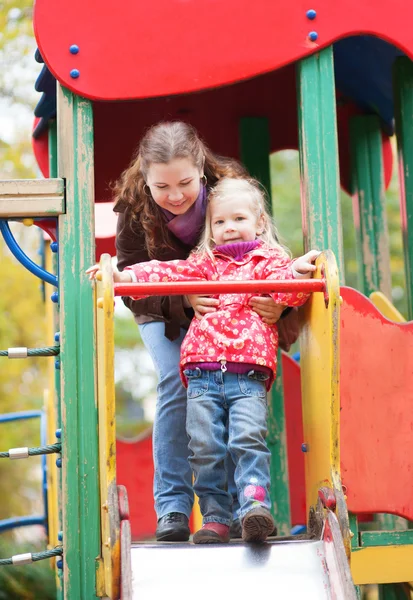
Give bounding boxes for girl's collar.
[214,239,261,260]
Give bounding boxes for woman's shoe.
[156,512,190,542]
[193,522,230,544]
[242,507,276,543]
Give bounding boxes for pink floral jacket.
[126,242,310,389]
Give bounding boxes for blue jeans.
[184,368,271,526]
[139,322,239,520]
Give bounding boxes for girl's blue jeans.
[139,322,239,520]
[184,368,271,526]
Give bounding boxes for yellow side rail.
[96,254,120,600]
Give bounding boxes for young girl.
[88,177,319,543]
[111,121,296,542]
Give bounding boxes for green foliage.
[0,539,56,600]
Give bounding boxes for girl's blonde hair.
[195,177,284,258]
[113,121,247,257]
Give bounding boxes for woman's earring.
[144,184,152,197]
[201,175,207,186]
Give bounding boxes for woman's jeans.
[184,368,271,526]
[139,321,239,520]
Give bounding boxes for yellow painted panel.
[44,243,59,552]
[352,545,413,584]
[370,291,406,323]
[300,251,341,509]
[96,254,120,600]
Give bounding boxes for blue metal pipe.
[0,516,46,533]
[0,220,58,287]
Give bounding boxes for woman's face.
[146,158,202,215]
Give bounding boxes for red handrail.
[114,279,325,297]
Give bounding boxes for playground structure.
[1,0,413,598]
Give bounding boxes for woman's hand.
[186,294,220,320]
[86,264,132,283]
[249,296,285,325]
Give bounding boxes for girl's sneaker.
[242,507,276,543]
[193,522,230,544]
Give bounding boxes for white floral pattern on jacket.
[126,242,310,389]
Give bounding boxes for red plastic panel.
[283,353,306,526]
[34,0,413,101]
[116,433,157,540]
[340,287,413,520]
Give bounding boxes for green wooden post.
[240,117,272,198]
[394,57,413,320]
[57,85,100,600]
[297,47,344,277]
[239,117,291,535]
[349,115,391,298]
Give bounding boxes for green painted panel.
[267,349,291,535]
[48,120,58,179]
[360,530,413,547]
[297,47,344,278]
[240,117,272,199]
[58,88,100,600]
[239,119,291,534]
[393,57,413,321]
[349,115,391,298]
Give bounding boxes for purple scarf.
[161,184,207,247]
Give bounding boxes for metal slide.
[130,519,357,600]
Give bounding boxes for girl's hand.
[86,264,132,283]
[186,294,220,320]
[292,250,321,278]
[249,296,285,325]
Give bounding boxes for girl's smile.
[146,158,203,215]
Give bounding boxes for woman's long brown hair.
[113,121,247,257]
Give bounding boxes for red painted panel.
[283,353,306,526]
[116,433,157,540]
[340,287,413,520]
[34,0,413,101]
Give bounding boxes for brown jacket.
[115,208,195,340]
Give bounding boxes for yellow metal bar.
[299,251,349,551]
[44,241,59,556]
[96,254,120,599]
[352,545,413,585]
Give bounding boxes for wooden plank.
[57,84,100,600]
[394,56,413,320]
[297,47,344,276]
[0,178,65,216]
[349,115,391,298]
[360,530,413,547]
[351,545,413,584]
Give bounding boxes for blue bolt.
[301,443,309,453]
[51,291,59,303]
[58,531,63,542]
[56,559,63,569]
[56,457,62,468]
[309,31,318,41]
[50,241,58,253]
[306,9,316,19]
[55,359,60,370]
[54,331,60,343]
[69,44,79,55]
[56,428,62,439]
[70,69,80,79]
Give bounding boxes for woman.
[113,121,292,541]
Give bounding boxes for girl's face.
[146,158,202,215]
[210,194,264,246]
